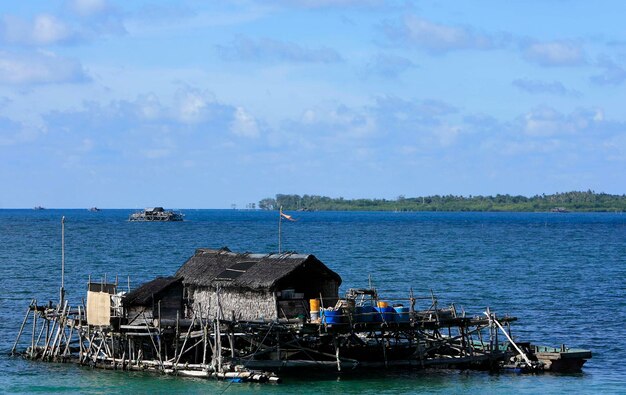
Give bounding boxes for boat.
[550,207,569,213]
[33,206,45,210]
[499,342,591,373]
[128,207,184,222]
[88,207,101,212]
[532,344,592,372]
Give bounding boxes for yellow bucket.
[310,298,320,311]
[377,301,389,308]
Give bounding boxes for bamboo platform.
[10,287,590,382]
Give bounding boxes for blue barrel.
[320,309,344,324]
[394,306,410,323]
[375,306,396,322]
[355,306,375,323]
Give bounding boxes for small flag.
[280,209,297,221]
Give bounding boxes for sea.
[0,209,624,394]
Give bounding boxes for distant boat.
[550,207,569,213]
[88,207,101,212]
[129,207,184,222]
[33,206,45,210]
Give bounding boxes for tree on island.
[257,191,626,212]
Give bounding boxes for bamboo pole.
[174,312,196,367]
[140,314,163,369]
[35,314,46,349]
[51,301,69,358]
[278,206,282,253]
[60,216,65,306]
[333,337,341,372]
[30,309,37,358]
[92,335,105,363]
[488,313,533,366]
[202,323,208,367]
[11,301,33,355]
[158,300,162,362]
[111,332,116,367]
[43,302,64,359]
[62,323,74,358]
[174,310,180,363]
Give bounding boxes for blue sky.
[1,0,625,208]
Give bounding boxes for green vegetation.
[259,191,626,212]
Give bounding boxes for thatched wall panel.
[190,287,277,321]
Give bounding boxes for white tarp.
[87,291,111,326]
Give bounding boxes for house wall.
[124,284,184,324]
[189,287,277,321]
[126,305,151,325]
[157,286,184,319]
[320,280,340,306]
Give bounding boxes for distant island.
[259,191,626,212]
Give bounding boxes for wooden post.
[30,308,37,358]
[111,332,116,367]
[11,302,33,355]
[175,313,196,367]
[229,310,236,360]
[35,314,46,348]
[202,323,208,367]
[381,329,388,368]
[278,206,282,253]
[128,339,133,365]
[46,300,67,359]
[92,334,104,364]
[60,217,65,306]
[488,313,533,366]
[158,301,162,362]
[216,315,222,373]
[334,336,341,372]
[174,310,180,364]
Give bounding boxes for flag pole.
[60,216,65,306]
[278,206,282,254]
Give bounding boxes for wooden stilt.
[175,312,196,367]
[334,336,341,372]
[11,301,33,355]
[30,308,37,358]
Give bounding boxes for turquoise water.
[1,209,625,393]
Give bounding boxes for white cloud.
[523,41,585,67]
[176,89,213,124]
[435,124,461,146]
[33,15,73,44]
[67,0,111,17]
[384,16,504,54]
[512,78,579,96]
[217,36,342,63]
[134,93,164,120]
[590,56,626,86]
[0,14,75,45]
[231,107,260,138]
[364,53,416,78]
[0,117,41,146]
[522,106,604,137]
[0,51,90,85]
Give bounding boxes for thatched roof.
[123,276,182,306]
[175,248,341,291]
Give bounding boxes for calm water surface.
[1,209,624,393]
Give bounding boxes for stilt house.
[122,277,183,325]
[174,248,342,321]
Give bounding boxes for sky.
[1,0,625,208]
